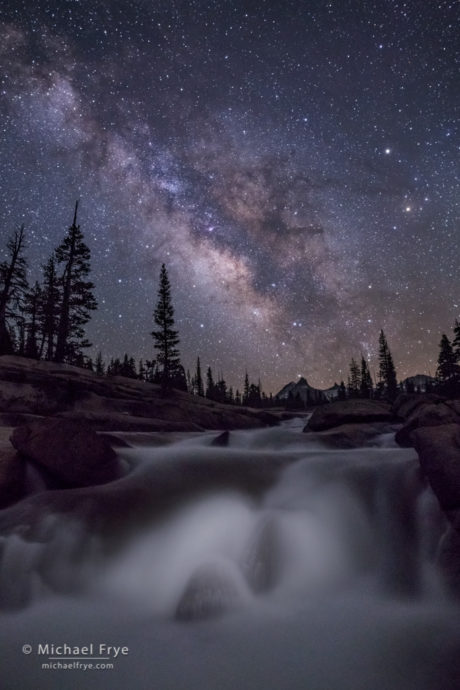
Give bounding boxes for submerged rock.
[305,400,393,432]
[175,562,240,621]
[10,418,120,488]
[210,430,230,447]
[312,422,395,449]
[241,514,281,593]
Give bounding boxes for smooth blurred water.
[0,419,458,690]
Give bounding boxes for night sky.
[0,0,458,393]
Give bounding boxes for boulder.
[10,419,120,488]
[412,424,460,513]
[175,562,240,621]
[240,514,281,593]
[305,400,393,432]
[395,402,460,447]
[312,422,394,449]
[0,446,26,509]
[392,393,445,420]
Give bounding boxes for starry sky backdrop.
[0,0,458,393]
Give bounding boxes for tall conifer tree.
[360,356,373,398]
[205,366,215,399]
[151,263,181,391]
[23,281,41,359]
[378,330,398,400]
[54,202,97,363]
[452,320,460,363]
[195,356,204,396]
[0,225,27,355]
[436,334,457,383]
[243,371,250,405]
[348,357,361,397]
[38,255,60,360]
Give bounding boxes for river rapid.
[0,418,459,689]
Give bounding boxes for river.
[0,418,459,689]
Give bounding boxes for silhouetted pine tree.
[22,281,42,359]
[54,202,97,363]
[436,334,457,385]
[360,356,373,398]
[206,366,215,399]
[247,381,262,407]
[151,263,181,392]
[95,351,105,376]
[452,320,460,355]
[195,356,204,396]
[120,353,137,378]
[347,358,360,398]
[338,380,347,400]
[0,225,28,355]
[15,312,26,356]
[243,371,250,405]
[215,375,227,403]
[378,330,398,401]
[107,357,120,376]
[38,255,60,360]
[235,389,241,405]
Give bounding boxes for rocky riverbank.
[0,355,278,432]
[392,393,460,594]
[2,357,460,596]
[0,355,282,509]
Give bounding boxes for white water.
[0,419,459,689]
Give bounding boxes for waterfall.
[0,420,458,690]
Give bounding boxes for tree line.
[337,323,460,403]
[338,329,398,401]
[1,210,459,403]
[0,222,271,404]
[150,264,275,404]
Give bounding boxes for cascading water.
[0,419,459,690]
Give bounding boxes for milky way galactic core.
[0,1,458,391]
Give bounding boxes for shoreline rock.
[312,422,397,449]
[304,399,393,432]
[394,395,459,447]
[10,418,121,489]
[0,446,26,509]
[394,393,460,595]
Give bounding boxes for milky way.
[0,0,458,392]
